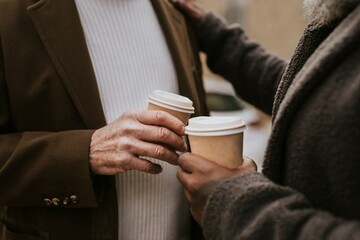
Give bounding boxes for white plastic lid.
[185,116,246,136]
[147,90,195,113]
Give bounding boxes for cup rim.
[147,90,195,113]
[147,99,195,114]
[185,126,246,136]
[185,116,247,136]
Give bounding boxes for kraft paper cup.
[185,116,246,168]
[147,90,195,124]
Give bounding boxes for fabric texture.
[196,3,360,240]
[74,1,190,239]
[0,0,207,239]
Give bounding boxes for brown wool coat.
[196,3,360,240]
[0,0,208,239]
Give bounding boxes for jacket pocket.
[0,222,45,240]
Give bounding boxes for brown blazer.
[0,0,207,239]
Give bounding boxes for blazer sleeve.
[0,47,98,208]
[196,13,287,115]
[203,173,360,240]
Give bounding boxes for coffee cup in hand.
[147,90,195,124]
[185,116,246,168]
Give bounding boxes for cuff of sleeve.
[202,172,269,239]
[44,130,98,208]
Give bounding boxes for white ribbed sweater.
[74,0,191,239]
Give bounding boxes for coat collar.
[263,4,360,182]
[273,3,360,130]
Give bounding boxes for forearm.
[0,130,98,208]
[203,173,360,240]
[196,13,287,114]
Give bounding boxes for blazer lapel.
[150,0,206,116]
[27,0,106,129]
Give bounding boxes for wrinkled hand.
[169,0,206,27]
[90,110,187,175]
[177,153,257,225]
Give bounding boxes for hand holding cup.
[89,110,187,175]
[186,116,247,168]
[177,153,257,225]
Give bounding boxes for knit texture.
[197,3,360,240]
[75,0,190,239]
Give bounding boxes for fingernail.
[153,165,163,174]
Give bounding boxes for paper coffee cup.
[185,116,246,168]
[147,90,195,124]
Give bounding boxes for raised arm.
[171,0,287,114]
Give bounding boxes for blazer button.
[62,197,70,205]
[43,198,52,206]
[70,195,78,204]
[52,198,61,206]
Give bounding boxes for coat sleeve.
[0,45,98,208]
[196,13,287,115]
[203,173,360,240]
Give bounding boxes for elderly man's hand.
[89,110,187,175]
[177,153,257,225]
[169,0,206,27]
